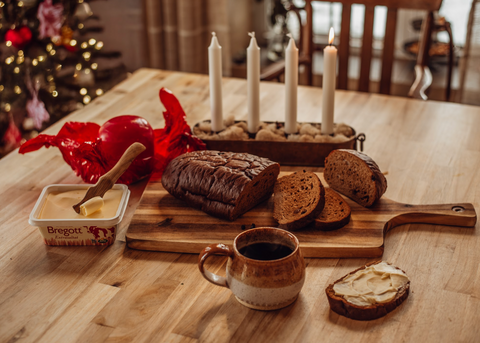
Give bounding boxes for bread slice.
[325,261,410,321]
[324,149,387,207]
[273,170,325,230]
[315,188,351,230]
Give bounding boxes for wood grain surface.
[127,172,476,257]
[1,69,480,343]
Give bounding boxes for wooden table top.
[1,69,479,342]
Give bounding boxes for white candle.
[209,32,224,132]
[321,27,337,135]
[284,33,298,134]
[247,32,260,134]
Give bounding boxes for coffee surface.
[239,242,293,260]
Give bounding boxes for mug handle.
[198,243,234,288]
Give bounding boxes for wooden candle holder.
[193,120,365,167]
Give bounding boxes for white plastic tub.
[29,184,130,246]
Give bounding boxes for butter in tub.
[29,184,130,246]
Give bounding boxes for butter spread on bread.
[333,261,409,306]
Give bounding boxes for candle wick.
[248,32,255,38]
[287,33,293,40]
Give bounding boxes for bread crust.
[161,151,280,221]
[325,261,410,321]
[324,149,387,207]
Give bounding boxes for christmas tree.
[0,0,127,156]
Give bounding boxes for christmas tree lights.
[0,0,127,156]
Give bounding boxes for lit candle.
[321,27,337,135]
[285,33,298,134]
[247,32,260,134]
[209,32,224,132]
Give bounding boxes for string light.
[52,90,58,97]
[56,64,62,71]
[18,1,24,7]
[84,68,91,74]
[88,38,96,45]
[82,51,91,61]
[70,39,77,47]
[46,44,53,52]
[95,41,104,50]
[96,89,104,96]
[81,42,88,49]
[78,0,84,3]
[80,88,87,95]
[5,56,14,64]
[0,85,4,92]
[38,56,45,62]
[47,75,54,82]
[91,63,98,70]
[6,41,12,47]
[0,2,5,7]
[78,23,84,29]
[17,56,24,64]
[32,59,38,66]
[5,104,11,112]
[83,95,91,104]
[14,67,20,73]
[49,49,56,56]
[18,50,24,56]
[14,86,21,94]
[76,63,82,70]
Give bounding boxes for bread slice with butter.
[325,261,410,321]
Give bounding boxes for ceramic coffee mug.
[198,227,306,310]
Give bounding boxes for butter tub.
[29,184,130,246]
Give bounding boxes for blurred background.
[0,0,478,156]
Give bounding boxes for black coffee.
[239,242,294,261]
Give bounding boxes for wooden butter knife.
[72,142,146,213]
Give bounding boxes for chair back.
[303,0,443,94]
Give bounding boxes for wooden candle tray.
[193,121,365,167]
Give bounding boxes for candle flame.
[328,27,334,45]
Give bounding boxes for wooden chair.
[262,0,444,99]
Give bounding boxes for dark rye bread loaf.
[315,188,351,231]
[325,261,410,321]
[161,150,280,221]
[324,149,387,207]
[273,171,325,230]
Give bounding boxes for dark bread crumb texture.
[161,150,280,221]
[315,188,351,231]
[324,149,387,207]
[273,170,325,230]
[325,261,410,321]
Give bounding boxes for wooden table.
[1,69,479,342]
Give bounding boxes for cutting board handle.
[385,202,477,233]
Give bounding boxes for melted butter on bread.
[333,261,409,306]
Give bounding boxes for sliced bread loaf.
[161,151,280,221]
[315,188,351,230]
[325,261,410,321]
[324,149,387,207]
[273,170,325,230]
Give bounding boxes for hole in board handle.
[452,206,465,213]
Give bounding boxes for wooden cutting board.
[126,173,477,258]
